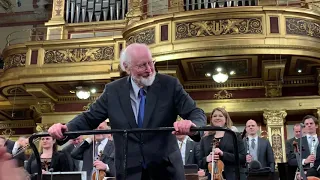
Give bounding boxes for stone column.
[126,0,143,24]
[317,68,320,95]
[45,0,66,40]
[263,110,287,163]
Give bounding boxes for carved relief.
[54,0,63,16]
[176,18,263,39]
[0,121,35,130]
[271,128,283,163]
[286,18,320,39]
[30,101,55,114]
[44,46,114,64]
[265,82,282,98]
[126,28,155,45]
[214,90,232,99]
[83,102,92,111]
[1,128,15,137]
[36,123,53,132]
[4,53,26,70]
[263,110,287,125]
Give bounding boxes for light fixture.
[297,69,302,73]
[230,70,236,75]
[90,88,97,94]
[212,72,229,83]
[205,73,211,77]
[76,86,90,100]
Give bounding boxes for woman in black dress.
[198,107,246,180]
[26,136,70,179]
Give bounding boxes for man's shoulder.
[105,76,128,88]
[157,73,178,82]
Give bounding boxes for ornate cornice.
[0,120,35,129]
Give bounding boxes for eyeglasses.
[135,60,156,70]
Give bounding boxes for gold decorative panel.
[286,18,320,39]
[175,18,263,39]
[126,28,155,45]
[4,53,26,70]
[44,46,114,64]
[270,128,283,163]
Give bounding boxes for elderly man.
[48,43,206,180]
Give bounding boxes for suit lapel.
[142,75,161,128]
[257,137,262,160]
[302,137,310,156]
[118,78,138,128]
[100,140,112,161]
[185,140,191,163]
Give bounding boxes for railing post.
[168,0,184,13]
[45,0,67,40]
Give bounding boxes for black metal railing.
[29,126,241,180]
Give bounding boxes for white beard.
[133,73,156,87]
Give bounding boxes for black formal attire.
[71,139,115,179]
[198,133,247,180]
[59,74,207,180]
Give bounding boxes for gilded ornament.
[286,18,320,39]
[1,128,15,138]
[263,110,287,125]
[36,123,53,132]
[4,53,26,70]
[175,18,263,39]
[213,90,232,99]
[83,102,92,111]
[126,28,155,45]
[44,46,114,64]
[271,128,283,162]
[54,0,63,16]
[30,101,55,114]
[265,82,282,98]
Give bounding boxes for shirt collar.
[307,134,317,139]
[131,77,141,99]
[177,136,188,144]
[248,135,258,141]
[98,138,108,146]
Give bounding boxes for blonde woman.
[198,107,246,180]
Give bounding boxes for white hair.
[119,43,152,72]
[120,48,131,72]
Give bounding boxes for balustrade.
[184,0,258,11]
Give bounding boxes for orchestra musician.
[26,136,71,180]
[198,107,246,180]
[48,43,207,180]
[71,122,115,180]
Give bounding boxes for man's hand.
[246,155,252,163]
[214,148,223,156]
[172,120,196,135]
[48,123,68,139]
[305,154,315,164]
[93,160,108,171]
[206,152,213,162]
[0,147,25,180]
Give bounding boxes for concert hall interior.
[1,0,320,179]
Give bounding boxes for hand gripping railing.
[28,126,241,180]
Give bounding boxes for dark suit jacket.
[286,137,298,161]
[71,139,115,179]
[62,74,207,180]
[62,144,79,171]
[5,139,15,153]
[199,133,247,180]
[26,151,71,180]
[184,140,199,165]
[244,137,275,172]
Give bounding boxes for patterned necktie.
[179,141,183,150]
[138,89,146,128]
[251,139,256,149]
[95,141,101,158]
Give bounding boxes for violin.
[208,138,224,180]
[293,141,320,180]
[92,150,106,180]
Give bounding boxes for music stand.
[35,171,86,180]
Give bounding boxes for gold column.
[126,0,143,24]
[168,0,184,13]
[263,110,287,163]
[317,68,320,95]
[45,0,66,40]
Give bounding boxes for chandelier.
[74,86,97,100]
[206,67,235,83]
